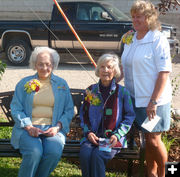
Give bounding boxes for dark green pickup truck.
[0,1,179,65]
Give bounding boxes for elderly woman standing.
[120,1,172,176]
[79,53,135,177]
[10,47,74,177]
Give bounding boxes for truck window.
[52,4,74,22]
[77,4,108,22]
[103,3,130,21]
[77,4,90,21]
[91,7,106,21]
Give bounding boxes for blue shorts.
[132,98,171,132]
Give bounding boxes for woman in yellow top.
[10,47,74,177]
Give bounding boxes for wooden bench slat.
[0,140,141,159]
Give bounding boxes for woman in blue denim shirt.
[10,47,74,177]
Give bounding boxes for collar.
[133,30,159,44]
[34,72,57,83]
[97,78,116,94]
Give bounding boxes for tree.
[157,0,180,14]
[0,60,6,80]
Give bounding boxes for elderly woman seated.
[79,53,135,177]
[10,47,74,177]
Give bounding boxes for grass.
[162,132,176,153]
[0,118,126,177]
[0,157,126,177]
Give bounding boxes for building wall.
[0,0,179,39]
[0,0,53,20]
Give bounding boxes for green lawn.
[0,157,126,177]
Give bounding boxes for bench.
[0,89,145,177]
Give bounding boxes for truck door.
[50,3,76,50]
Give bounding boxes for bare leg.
[145,132,167,177]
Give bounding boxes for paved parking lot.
[0,52,180,109]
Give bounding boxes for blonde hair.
[131,0,161,31]
[95,53,120,79]
[29,47,60,70]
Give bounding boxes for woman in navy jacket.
[79,53,135,177]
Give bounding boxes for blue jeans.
[18,125,65,177]
[79,140,119,177]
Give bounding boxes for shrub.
[0,60,6,80]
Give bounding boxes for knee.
[79,146,92,162]
[91,149,102,161]
[80,149,89,161]
[33,147,43,157]
[23,147,43,161]
[46,146,63,160]
[47,152,62,161]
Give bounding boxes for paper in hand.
[141,115,161,132]
[99,138,112,152]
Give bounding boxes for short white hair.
[29,47,60,70]
[95,53,120,78]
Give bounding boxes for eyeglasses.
[36,63,52,69]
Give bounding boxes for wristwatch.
[55,122,62,131]
[150,99,157,105]
[54,126,60,131]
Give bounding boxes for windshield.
[103,3,130,21]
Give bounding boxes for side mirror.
[101,12,112,21]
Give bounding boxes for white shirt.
[121,30,172,107]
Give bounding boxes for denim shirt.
[10,73,74,149]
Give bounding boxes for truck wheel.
[5,39,31,66]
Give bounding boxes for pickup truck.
[0,1,179,65]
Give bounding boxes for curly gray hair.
[29,47,60,70]
[95,53,120,79]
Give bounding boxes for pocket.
[142,50,154,65]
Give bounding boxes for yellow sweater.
[32,78,54,125]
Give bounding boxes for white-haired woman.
[10,46,74,177]
[120,1,172,176]
[79,53,135,177]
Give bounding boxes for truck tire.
[5,39,31,66]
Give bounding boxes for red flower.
[35,86,40,92]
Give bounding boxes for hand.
[109,135,118,148]
[146,102,157,120]
[43,127,59,137]
[25,126,43,137]
[87,132,99,146]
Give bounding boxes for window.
[76,3,107,22]
[52,4,74,22]
[91,7,106,21]
[77,4,90,21]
